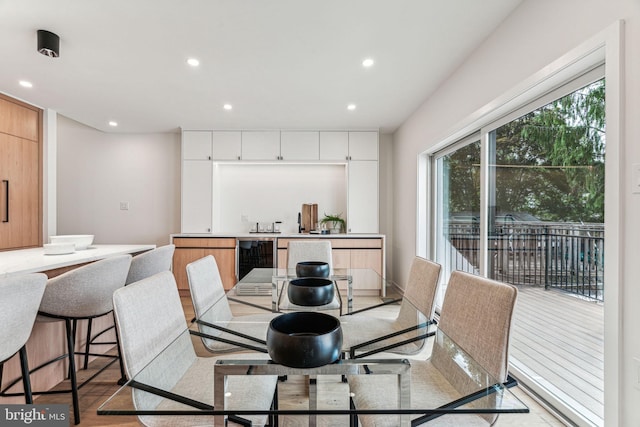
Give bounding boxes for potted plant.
[321,213,345,234]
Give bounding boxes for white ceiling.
[0,0,522,134]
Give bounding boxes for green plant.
[321,213,345,232]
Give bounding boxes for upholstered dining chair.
[0,273,47,404]
[281,240,342,310]
[113,271,278,427]
[187,255,278,354]
[340,256,441,358]
[286,240,333,272]
[125,244,175,285]
[348,270,518,426]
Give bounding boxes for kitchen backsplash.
[212,163,347,233]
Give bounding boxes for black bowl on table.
[287,277,335,306]
[266,312,343,368]
[295,261,330,278]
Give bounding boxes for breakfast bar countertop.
[171,233,385,239]
[0,244,156,277]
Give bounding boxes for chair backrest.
[40,254,132,318]
[401,257,441,318]
[434,271,517,383]
[287,240,333,270]
[186,255,233,323]
[0,273,47,363]
[125,244,175,285]
[112,271,196,410]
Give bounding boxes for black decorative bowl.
[266,312,343,368]
[295,261,330,278]
[288,277,335,306]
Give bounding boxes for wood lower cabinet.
[0,95,42,250]
[172,237,237,293]
[277,237,385,294]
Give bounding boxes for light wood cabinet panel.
[0,97,39,141]
[173,238,237,292]
[0,134,40,249]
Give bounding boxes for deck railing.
[445,221,605,301]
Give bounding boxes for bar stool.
[0,273,47,403]
[125,244,175,285]
[34,254,132,425]
[82,245,175,372]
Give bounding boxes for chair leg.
[65,319,81,425]
[84,318,93,369]
[18,346,33,404]
[113,314,127,385]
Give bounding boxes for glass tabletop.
[228,267,403,315]
[98,324,529,425]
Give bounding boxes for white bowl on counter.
[43,243,75,255]
[49,234,94,250]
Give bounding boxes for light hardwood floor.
[28,296,568,426]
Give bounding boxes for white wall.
[212,163,347,233]
[56,116,180,246]
[390,0,639,425]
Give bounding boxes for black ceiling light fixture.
[37,29,60,57]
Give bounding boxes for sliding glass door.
[431,77,605,425]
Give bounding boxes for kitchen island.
[0,244,155,404]
[170,233,385,294]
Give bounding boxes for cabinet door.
[348,161,378,233]
[348,131,378,160]
[203,248,237,290]
[183,131,212,160]
[280,131,319,160]
[319,131,348,160]
[0,134,40,249]
[212,131,241,160]
[241,131,281,160]
[181,160,212,233]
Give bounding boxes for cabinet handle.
[2,180,8,223]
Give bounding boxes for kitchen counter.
[0,244,156,277]
[0,243,156,404]
[171,233,384,239]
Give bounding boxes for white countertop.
[171,233,384,239]
[0,244,156,277]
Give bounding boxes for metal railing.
[444,221,604,301]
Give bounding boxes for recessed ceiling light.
[19,80,33,88]
[186,58,200,67]
[223,104,233,110]
[347,104,357,111]
[108,121,118,127]
[362,58,374,68]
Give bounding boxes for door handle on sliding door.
[2,180,8,223]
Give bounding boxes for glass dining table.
[97,268,529,426]
[229,267,403,315]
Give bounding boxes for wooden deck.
[510,285,604,427]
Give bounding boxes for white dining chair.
[187,255,278,354]
[113,271,278,427]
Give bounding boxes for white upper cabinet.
[348,160,379,233]
[212,131,241,160]
[319,131,349,160]
[183,130,212,160]
[181,160,212,233]
[348,131,378,160]
[280,131,319,160]
[319,131,378,161]
[241,131,281,160]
